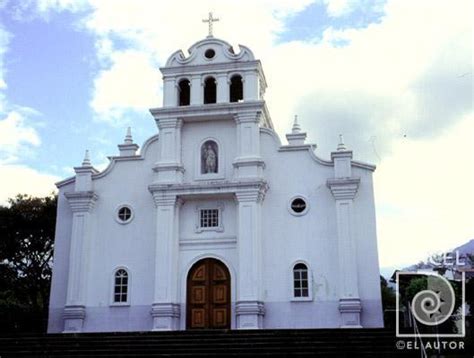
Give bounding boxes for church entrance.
[186,258,231,329]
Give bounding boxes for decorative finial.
[337,134,347,151]
[202,12,219,37]
[292,115,301,133]
[82,150,91,166]
[124,127,133,144]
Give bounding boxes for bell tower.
[151,32,272,183]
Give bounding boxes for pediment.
[165,37,255,67]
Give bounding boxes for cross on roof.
[202,12,219,37]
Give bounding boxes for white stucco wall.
[48,125,383,332]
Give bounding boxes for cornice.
[73,166,100,175]
[232,156,265,169]
[326,178,361,201]
[156,118,183,129]
[331,150,353,160]
[234,184,268,203]
[117,143,139,152]
[150,192,179,207]
[151,303,180,317]
[149,179,269,203]
[152,162,185,173]
[161,60,262,77]
[64,191,98,213]
[235,301,265,315]
[351,160,376,171]
[149,101,271,127]
[56,176,75,188]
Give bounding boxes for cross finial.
[202,12,219,37]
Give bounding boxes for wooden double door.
[186,258,231,329]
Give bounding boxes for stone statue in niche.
[201,141,218,174]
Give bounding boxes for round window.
[288,196,309,216]
[204,49,215,59]
[116,205,133,224]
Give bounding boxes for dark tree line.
[0,194,57,334]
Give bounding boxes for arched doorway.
[186,258,231,329]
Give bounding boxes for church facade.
[47,35,383,333]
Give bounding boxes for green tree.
[0,194,57,333]
[381,275,396,309]
[380,275,397,328]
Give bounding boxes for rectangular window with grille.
[200,209,219,228]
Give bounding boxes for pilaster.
[152,118,184,184]
[63,190,97,333]
[149,190,183,330]
[234,182,268,329]
[233,111,265,179]
[327,175,362,328]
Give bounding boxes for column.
[327,147,362,328]
[234,184,268,329]
[233,111,265,179]
[216,73,229,103]
[149,191,182,330]
[163,77,176,107]
[151,118,184,184]
[190,74,202,105]
[243,70,259,101]
[63,191,97,333]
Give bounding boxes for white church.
[47,26,383,333]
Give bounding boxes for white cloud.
[0,25,10,112]
[8,0,90,21]
[91,50,161,124]
[0,110,41,163]
[323,0,355,17]
[375,114,474,267]
[0,164,59,205]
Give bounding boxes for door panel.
[187,258,230,329]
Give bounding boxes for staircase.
[0,329,470,357]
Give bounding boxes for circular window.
[116,205,133,224]
[288,196,309,216]
[204,49,215,59]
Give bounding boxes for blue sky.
[0,0,472,269]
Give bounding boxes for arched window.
[178,79,190,106]
[201,140,218,174]
[113,269,129,303]
[293,263,309,298]
[204,77,216,104]
[229,75,243,102]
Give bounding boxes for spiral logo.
[411,274,455,326]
